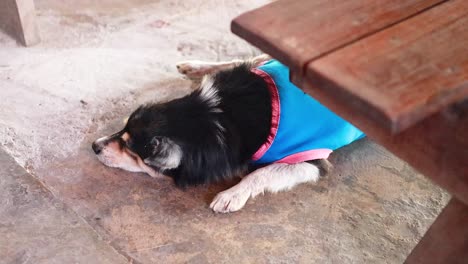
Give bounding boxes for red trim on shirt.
[251,68,281,161]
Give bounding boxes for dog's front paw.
[210,187,251,213]
[176,61,209,79]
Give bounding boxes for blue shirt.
[251,60,365,164]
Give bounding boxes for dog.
[92,55,365,213]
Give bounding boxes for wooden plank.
[0,0,40,46]
[405,198,468,264]
[232,0,446,74]
[306,0,468,133]
[295,74,468,205]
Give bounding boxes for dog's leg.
[210,162,320,213]
[176,54,271,79]
[249,54,272,65]
[176,59,243,79]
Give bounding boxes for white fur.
[176,59,243,78]
[142,138,183,170]
[199,75,220,108]
[210,162,320,213]
[163,144,182,169]
[176,55,271,79]
[93,135,161,178]
[213,120,225,145]
[198,75,225,145]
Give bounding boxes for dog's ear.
[143,137,182,170]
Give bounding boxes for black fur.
[124,63,271,187]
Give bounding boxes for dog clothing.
[251,59,365,165]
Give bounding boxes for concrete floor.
[0,0,450,263]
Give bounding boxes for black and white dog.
[92,55,360,213]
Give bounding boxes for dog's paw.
[210,187,251,213]
[176,61,210,79]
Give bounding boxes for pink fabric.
[251,68,281,161]
[251,65,332,164]
[275,149,333,164]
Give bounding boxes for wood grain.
[405,198,468,264]
[233,1,468,262]
[295,75,468,206]
[232,0,445,74]
[307,0,468,132]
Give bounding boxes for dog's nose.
[92,142,102,155]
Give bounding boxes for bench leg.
[0,0,40,46]
[405,198,468,264]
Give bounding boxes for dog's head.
[92,104,184,178]
[92,79,243,186]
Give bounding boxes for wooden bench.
[232,0,468,262]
